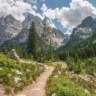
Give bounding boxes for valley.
[0,0,96,96]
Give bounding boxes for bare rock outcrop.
[7,49,20,61]
[52,93,56,96]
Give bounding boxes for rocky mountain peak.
[22,13,43,30]
[5,14,18,24]
[1,13,67,48]
[83,16,93,22]
[68,16,96,47]
[25,13,34,21]
[0,15,22,45]
[77,16,94,28]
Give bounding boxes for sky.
[0,0,96,33]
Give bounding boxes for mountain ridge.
[56,16,96,53]
[0,13,69,49]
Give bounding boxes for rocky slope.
[22,13,65,47]
[0,15,22,45]
[69,16,96,45]
[56,16,96,52]
[1,13,66,49]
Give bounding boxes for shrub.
[47,71,94,96]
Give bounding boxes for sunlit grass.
[47,68,94,96]
[0,54,44,94]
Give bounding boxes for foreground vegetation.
[66,56,96,76]
[47,65,94,96]
[0,54,44,95]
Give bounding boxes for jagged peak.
[5,14,20,22]
[0,16,4,19]
[25,13,34,20]
[77,16,94,28]
[82,16,93,22]
[5,14,15,19]
[85,16,93,20]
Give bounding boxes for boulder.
[52,93,56,96]
[7,49,20,61]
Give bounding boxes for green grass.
[0,54,44,94]
[66,57,96,77]
[47,70,94,96]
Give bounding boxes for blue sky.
[38,0,96,10]
[37,0,71,32]
[35,0,71,32]
[0,0,96,33]
[34,0,96,33]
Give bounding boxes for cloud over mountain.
[41,0,96,30]
[0,0,42,21]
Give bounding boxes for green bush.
[47,71,94,96]
[66,56,96,76]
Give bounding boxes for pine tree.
[27,22,38,60]
[41,17,53,62]
[41,17,49,62]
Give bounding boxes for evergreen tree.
[41,17,49,62]
[27,22,38,60]
[41,17,53,62]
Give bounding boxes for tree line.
[0,18,58,62]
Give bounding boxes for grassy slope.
[0,54,44,94]
[56,32,96,54]
[47,68,94,96]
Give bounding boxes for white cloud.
[64,30,72,35]
[32,5,37,10]
[41,4,48,12]
[47,19,56,28]
[0,0,43,21]
[41,0,96,30]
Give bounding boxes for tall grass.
[0,54,44,95]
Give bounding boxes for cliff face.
[67,16,96,47]
[1,13,67,49]
[0,15,22,45]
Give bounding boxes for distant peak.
[5,14,16,20]
[26,13,34,19]
[84,16,93,21]
[77,16,94,28]
[82,16,94,24]
[6,14,13,18]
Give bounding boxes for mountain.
[67,16,96,47]
[22,13,65,47]
[22,13,43,37]
[56,16,96,53]
[0,15,22,45]
[1,13,67,49]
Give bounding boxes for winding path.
[0,65,55,96]
[15,65,55,96]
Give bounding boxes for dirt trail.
[0,87,7,96]
[0,51,55,96]
[15,65,55,96]
[0,65,55,96]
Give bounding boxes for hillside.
[56,16,96,54]
[0,54,44,95]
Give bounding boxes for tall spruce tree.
[41,17,48,62]
[27,22,38,60]
[41,18,54,62]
